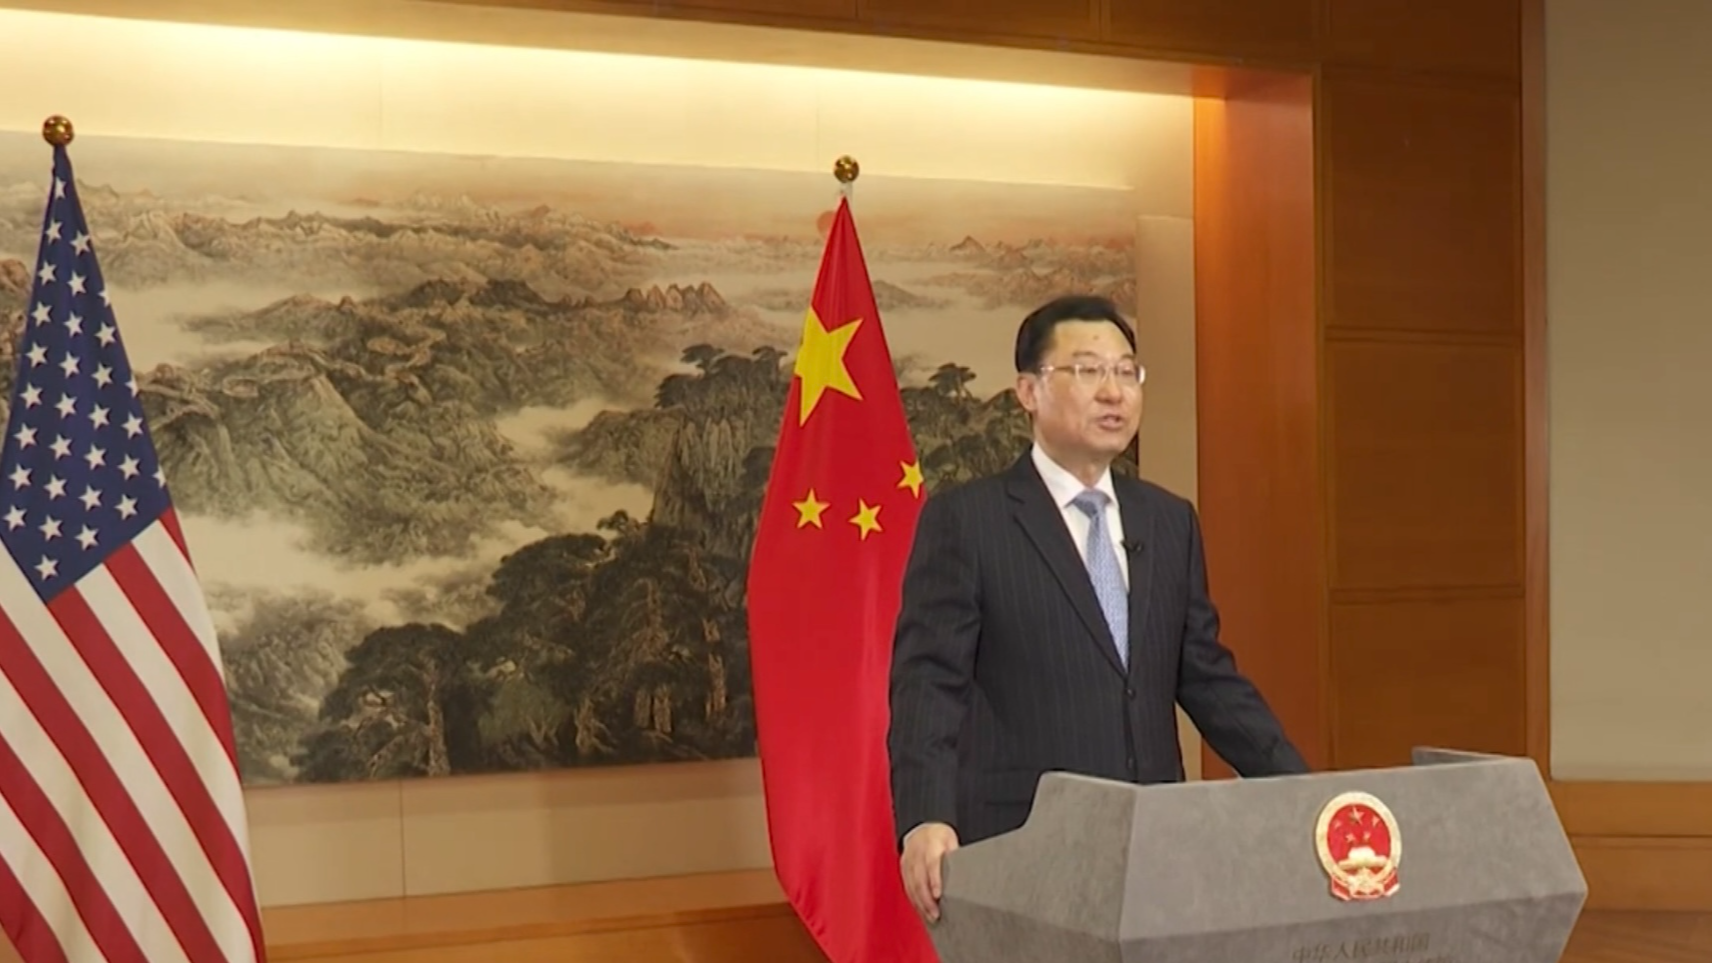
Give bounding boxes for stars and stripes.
[0,143,266,963]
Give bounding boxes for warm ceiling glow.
[0,5,1193,195]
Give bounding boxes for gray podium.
[932,748,1585,963]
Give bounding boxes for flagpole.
[42,114,74,147]
[834,154,859,202]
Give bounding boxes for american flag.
[0,141,266,963]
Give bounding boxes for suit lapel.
[1004,457,1127,677]
[1115,481,1155,677]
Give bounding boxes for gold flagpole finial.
[833,155,859,202]
[42,115,74,147]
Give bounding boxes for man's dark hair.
[1013,294,1137,373]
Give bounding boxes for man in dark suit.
[887,294,1309,921]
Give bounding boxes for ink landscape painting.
[0,131,1138,786]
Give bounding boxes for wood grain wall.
[1190,69,1321,777]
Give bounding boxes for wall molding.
[1551,780,1712,911]
[1567,835,1712,912]
[258,869,822,962]
[1552,780,1712,838]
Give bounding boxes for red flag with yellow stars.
[747,195,936,963]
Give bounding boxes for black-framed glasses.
[1036,362,1146,388]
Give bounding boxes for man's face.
[1015,319,1144,466]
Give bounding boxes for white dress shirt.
[1030,444,1129,590]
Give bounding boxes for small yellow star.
[793,307,863,425]
[793,489,830,528]
[897,460,924,498]
[850,500,882,540]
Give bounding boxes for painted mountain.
[0,131,1138,785]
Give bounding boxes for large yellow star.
[794,308,863,425]
[793,489,830,528]
[897,460,924,498]
[850,500,882,540]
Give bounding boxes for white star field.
[0,153,170,600]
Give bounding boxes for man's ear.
[1014,374,1038,415]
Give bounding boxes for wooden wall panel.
[1316,45,1526,770]
[1191,72,1323,777]
[672,0,856,20]
[1568,839,1712,912]
[1322,76,1520,336]
[856,0,1099,40]
[1325,0,1522,79]
[1106,0,1317,61]
[1328,596,1525,768]
[1553,782,1712,838]
[259,870,825,961]
[432,0,657,19]
[1326,339,1522,590]
[1519,0,1551,769]
[1565,912,1712,961]
[1554,782,1712,911]
[281,915,825,963]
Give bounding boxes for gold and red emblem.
[1314,791,1401,902]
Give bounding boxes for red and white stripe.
[0,508,265,963]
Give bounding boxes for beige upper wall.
[0,4,1200,906]
[1546,0,1712,779]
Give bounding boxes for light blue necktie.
[1071,489,1129,668]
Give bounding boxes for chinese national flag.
[747,196,938,963]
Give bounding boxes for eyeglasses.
[1035,361,1146,388]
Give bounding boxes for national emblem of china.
[1314,791,1401,901]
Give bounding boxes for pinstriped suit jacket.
[887,452,1309,847]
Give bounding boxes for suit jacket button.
[1125,687,1136,699]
